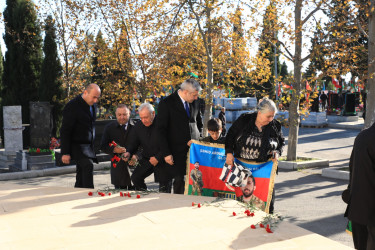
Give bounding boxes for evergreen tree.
[252,0,281,99]
[40,15,64,137]
[280,61,288,82]
[0,45,3,105]
[230,6,248,95]
[2,0,43,124]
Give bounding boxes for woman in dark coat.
[225,97,285,213]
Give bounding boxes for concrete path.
[0,121,363,249]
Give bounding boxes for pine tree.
[0,45,3,105]
[39,15,64,137]
[2,0,43,124]
[253,0,281,99]
[280,61,288,82]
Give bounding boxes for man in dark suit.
[125,103,164,191]
[157,79,203,194]
[60,84,101,188]
[100,104,134,189]
[345,122,375,249]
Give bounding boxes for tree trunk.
[203,55,214,137]
[287,0,303,161]
[365,0,375,129]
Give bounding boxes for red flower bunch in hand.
[109,141,127,167]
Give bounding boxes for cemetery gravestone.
[29,102,52,149]
[0,106,23,170]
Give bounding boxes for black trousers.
[159,176,184,194]
[352,222,375,250]
[74,158,94,188]
[131,159,154,190]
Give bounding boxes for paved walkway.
[0,118,364,249]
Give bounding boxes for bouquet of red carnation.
[109,141,128,167]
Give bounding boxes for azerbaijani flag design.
[184,140,278,213]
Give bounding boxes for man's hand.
[129,155,138,166]
[122,152,131,161]
[272,151,279,161]
[187,140,193,146]
[225,153,234,166]
[165,155,174,165]
[114,146,126,154]
[62,154,71,165]
[149,156,159,166]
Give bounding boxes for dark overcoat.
[156,91,203,177]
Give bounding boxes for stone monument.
[0,106,23,170]
[29,102,52,149]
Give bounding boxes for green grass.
[279,156,317,162]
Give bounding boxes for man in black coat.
[60,84,101,188]
[100,104,134,189]
[125,103,164,191]
[345,122,375,249]
[156,79,203,194]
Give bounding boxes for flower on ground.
[88,192,93,196]
[192,202,195,206]
[232,212,236,216]
[198,203,201,208]
[251,225,256,229]
[259,223,264,228]
[136,194,141,199]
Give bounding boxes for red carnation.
[244,210,250,214]
[108,193,111,196]
[120,192,123,197]
[111,141,117,147]
[36,148,41,153]
[198,203,201,208]
[250,212,255,217]
[127,192,131,197]
[232,212,236,216]
[88,192,93,196]
[136,194,141,199]
[192,202,195,206]
[101,193,105,197]
[113,163,117,168]
[251,225,256,229]
[266,228,273,233]
[259,223,264,228]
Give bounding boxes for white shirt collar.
[177,89,188,105]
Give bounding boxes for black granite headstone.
[29,102,52,149]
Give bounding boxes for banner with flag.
[184,141,277,213]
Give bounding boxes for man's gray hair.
[138,102,154,114]
[180,79,202,92]
[257,97,277,114]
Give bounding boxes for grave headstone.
[0,106,23,170]
[3,106,23,154]
[29,102,52,149]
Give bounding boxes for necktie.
[184,101,190,118]
[90,106,94,118]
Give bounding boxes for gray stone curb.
[278,158,329,170]
[322,168,349,181]
[0,161,111,181]
[327,123,363,130]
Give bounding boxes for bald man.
[60,84,101,188]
